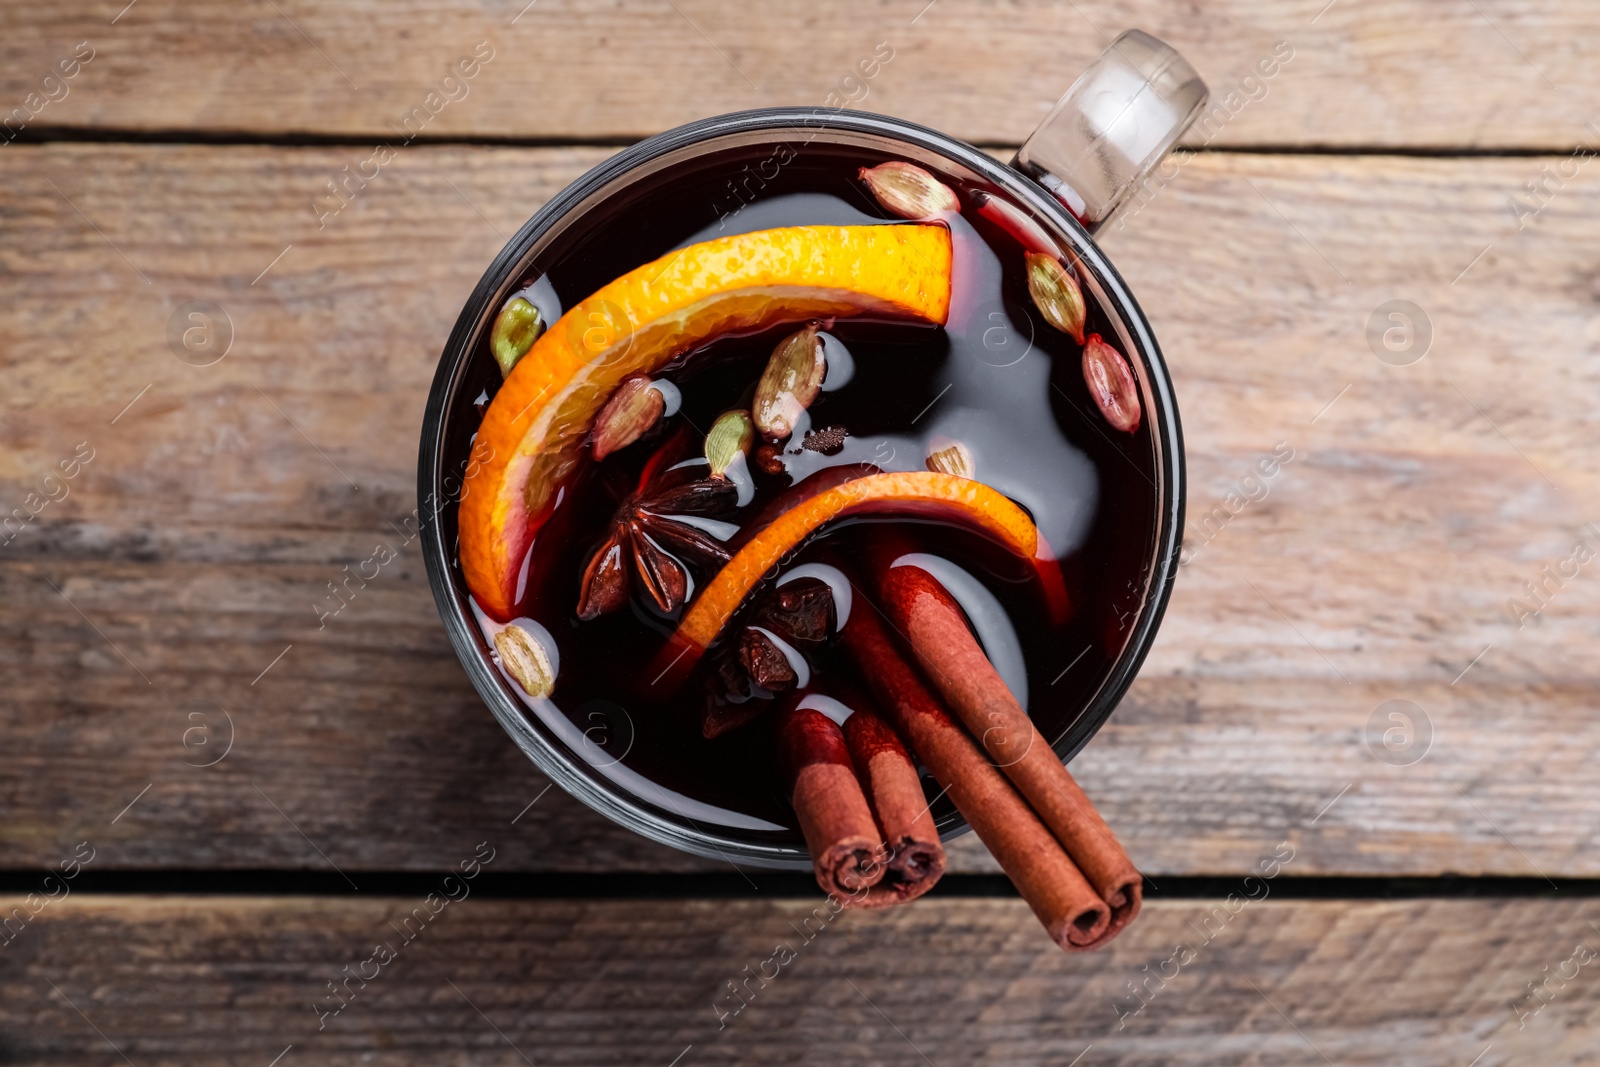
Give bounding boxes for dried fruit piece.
[490,297,544,378]
[593,375,665,460]
[1025,253,1086,344]
[925,438,974,479]
[494,623,555,698]
[859,161,959,220]
[800,425,847,455]
[754,325,827,441]
[1081,333,1141,434]
[705,410,754,478]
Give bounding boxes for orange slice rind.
[640,472,1041,691]
[459,224,954,620]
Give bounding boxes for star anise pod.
[701,577,838,738]
[750,577,835,647]
[700,649,761,739]
[577,477,738,619]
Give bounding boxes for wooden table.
[4,2,1599,1063]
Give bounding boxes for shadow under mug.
[419,31,1204,867]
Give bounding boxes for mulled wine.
[443,136,1160,847]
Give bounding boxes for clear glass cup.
[420,32,1207,867]
[1014,30,1209,233]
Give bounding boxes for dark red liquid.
[448,139,1159,842]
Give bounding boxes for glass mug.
[419,31,1206,866]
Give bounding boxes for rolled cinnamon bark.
[880,564,1143,944]
[841,706,946,907]
[841,601,1111,949]
[777,695,887,902]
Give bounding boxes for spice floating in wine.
[449,140,1161,950]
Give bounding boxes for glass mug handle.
[1012,30,1209,235]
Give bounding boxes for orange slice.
[676,471,1040,652]
[460,224,954,620]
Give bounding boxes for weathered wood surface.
[3,1,1599,149]
[3,143,1599,877]
[2,895,1598,1065]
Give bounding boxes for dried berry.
[754,325,826,441]
[1081,333,1141,433]
[1026,252,1086,344]
[859,161,959,220]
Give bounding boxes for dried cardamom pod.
[491,296,544,377]
[925,438,975,479]
[859,161,959,220]
[754,325,826,441]
[495,623,555,698]
[705,409,754,478]
[1025,252,1086,343]
[592,375,665,460]
[1082,333,1142,434]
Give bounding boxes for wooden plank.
[2,1,1598,148]
[2,895,1597,1064]
[3,144,1599,876]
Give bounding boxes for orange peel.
[459,224,953,620]
[644,472,1045,689]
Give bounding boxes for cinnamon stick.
[880,564,1143,945]
[841,602,1111,949]
[777,694,886,901]
[841,705,946,907]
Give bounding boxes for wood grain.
[2,1,1599,148]
[3,895,1599,1065]
[3,143,1599,876]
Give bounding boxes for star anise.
[577,477,738,619]
[701,576,837,738]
